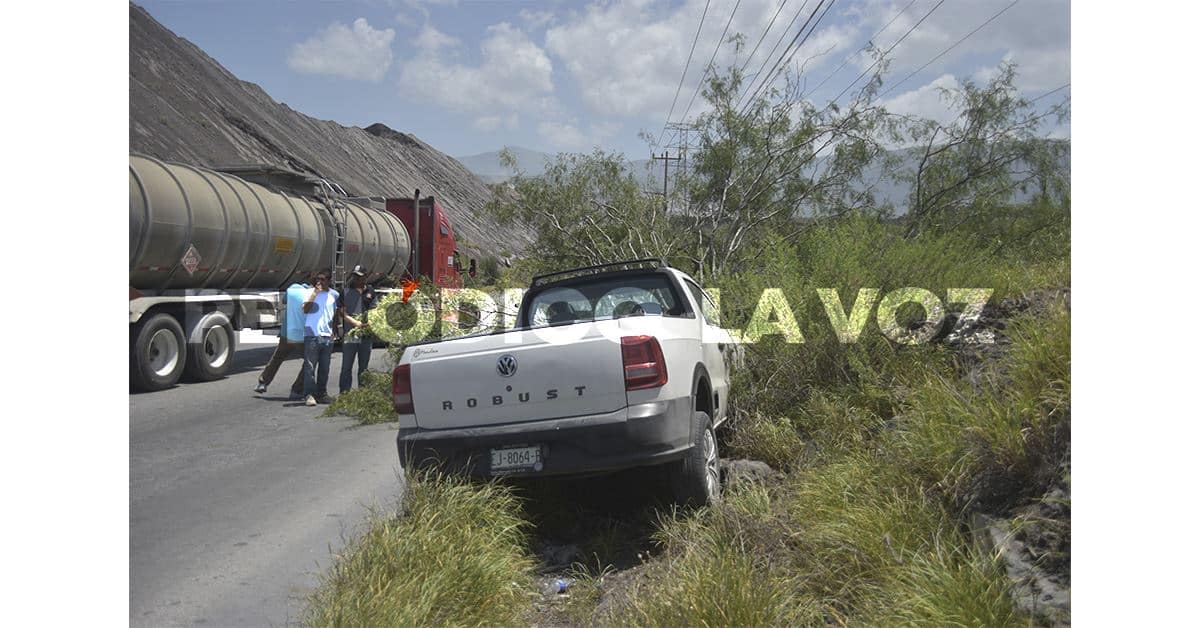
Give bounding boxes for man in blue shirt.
[302,269,339,406]
[254,276,311,398]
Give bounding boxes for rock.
[534,539,581,569]
[720,459,780,488]
[972,505,1071,626]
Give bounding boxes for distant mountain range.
[458,143,1069,213]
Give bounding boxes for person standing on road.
[302,269,339,407]
[338,265,376,393]
[254,277,311,397]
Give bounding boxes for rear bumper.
[397,397,693,477]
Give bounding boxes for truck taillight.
[621,335,668,390]
[393,364,414,414]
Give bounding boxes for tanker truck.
[129,154,465,391]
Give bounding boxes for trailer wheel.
[131,313,186,391]
[184,311,236,381]
[669,410,721,507]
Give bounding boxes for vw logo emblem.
[496,354,518,377]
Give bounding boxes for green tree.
[486,148,683,277]
[902,62,1070,238]
[675,53,906,280]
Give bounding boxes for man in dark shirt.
[338,265,376,393]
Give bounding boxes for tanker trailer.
[129,154,413,391]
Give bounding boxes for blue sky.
[137,0,1069,159]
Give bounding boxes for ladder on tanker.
[316,179,351,289]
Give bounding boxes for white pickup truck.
[392,259,734,504]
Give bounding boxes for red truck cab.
[386,195,464,288]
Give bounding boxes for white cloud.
[519,9,555,29]
[398,22,554,113]
[880,73,959,125]
[474,113,519,132]
[545,0,831,119]
[287,18,396,82]
[591,120,621,142]
[538,120,588,150]
[856,0,1069,93]
[413,22,460,51]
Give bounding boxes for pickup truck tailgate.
[408,322,629,429]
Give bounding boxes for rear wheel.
[669,410,720,506]
[184,311,236,381]
[131,314,185,391]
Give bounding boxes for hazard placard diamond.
[181,244,202,276]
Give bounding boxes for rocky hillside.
[128,3,531,259]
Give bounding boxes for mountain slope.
[128,2,531,259]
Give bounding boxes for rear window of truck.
[526,274,689,327]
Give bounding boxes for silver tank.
[129,154,410,291]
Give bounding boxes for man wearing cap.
[338,265,377,393]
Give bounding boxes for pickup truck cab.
[393,259,733,504]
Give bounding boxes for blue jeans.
[339,340,373,393]
[303,335,333,398]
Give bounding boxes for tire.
[131,313,186,391]
[184,311,236,381]
[669,410,721,507]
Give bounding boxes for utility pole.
[664,121,696,211]
[650,150,681,211]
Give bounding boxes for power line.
[678,0,745,124]
[734,0,812,112]
[737,0,835,116]
[736,0,789,78]
[659,0,713,147]
[1030,82,1070,103]
[804,0,918,99]
[878,0,1020,99]
[830,0,945,105]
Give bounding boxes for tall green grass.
[607,211,1070,625]
[304,471,535,627]
[893,302,1071,511]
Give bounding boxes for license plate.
[490,445,542,473]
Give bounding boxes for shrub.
[304,471,535,627]
[321,370,395,425]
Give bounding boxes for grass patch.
[321,370,396,425]
[611,300,1070,625]
[725,413,805,471]
[304,471,535,627]
[613,486,810,626]
[871,549,1024,626]
[892,301,1071,510]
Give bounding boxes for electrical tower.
[662,121,697,212]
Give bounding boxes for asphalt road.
[130,340,404,627]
